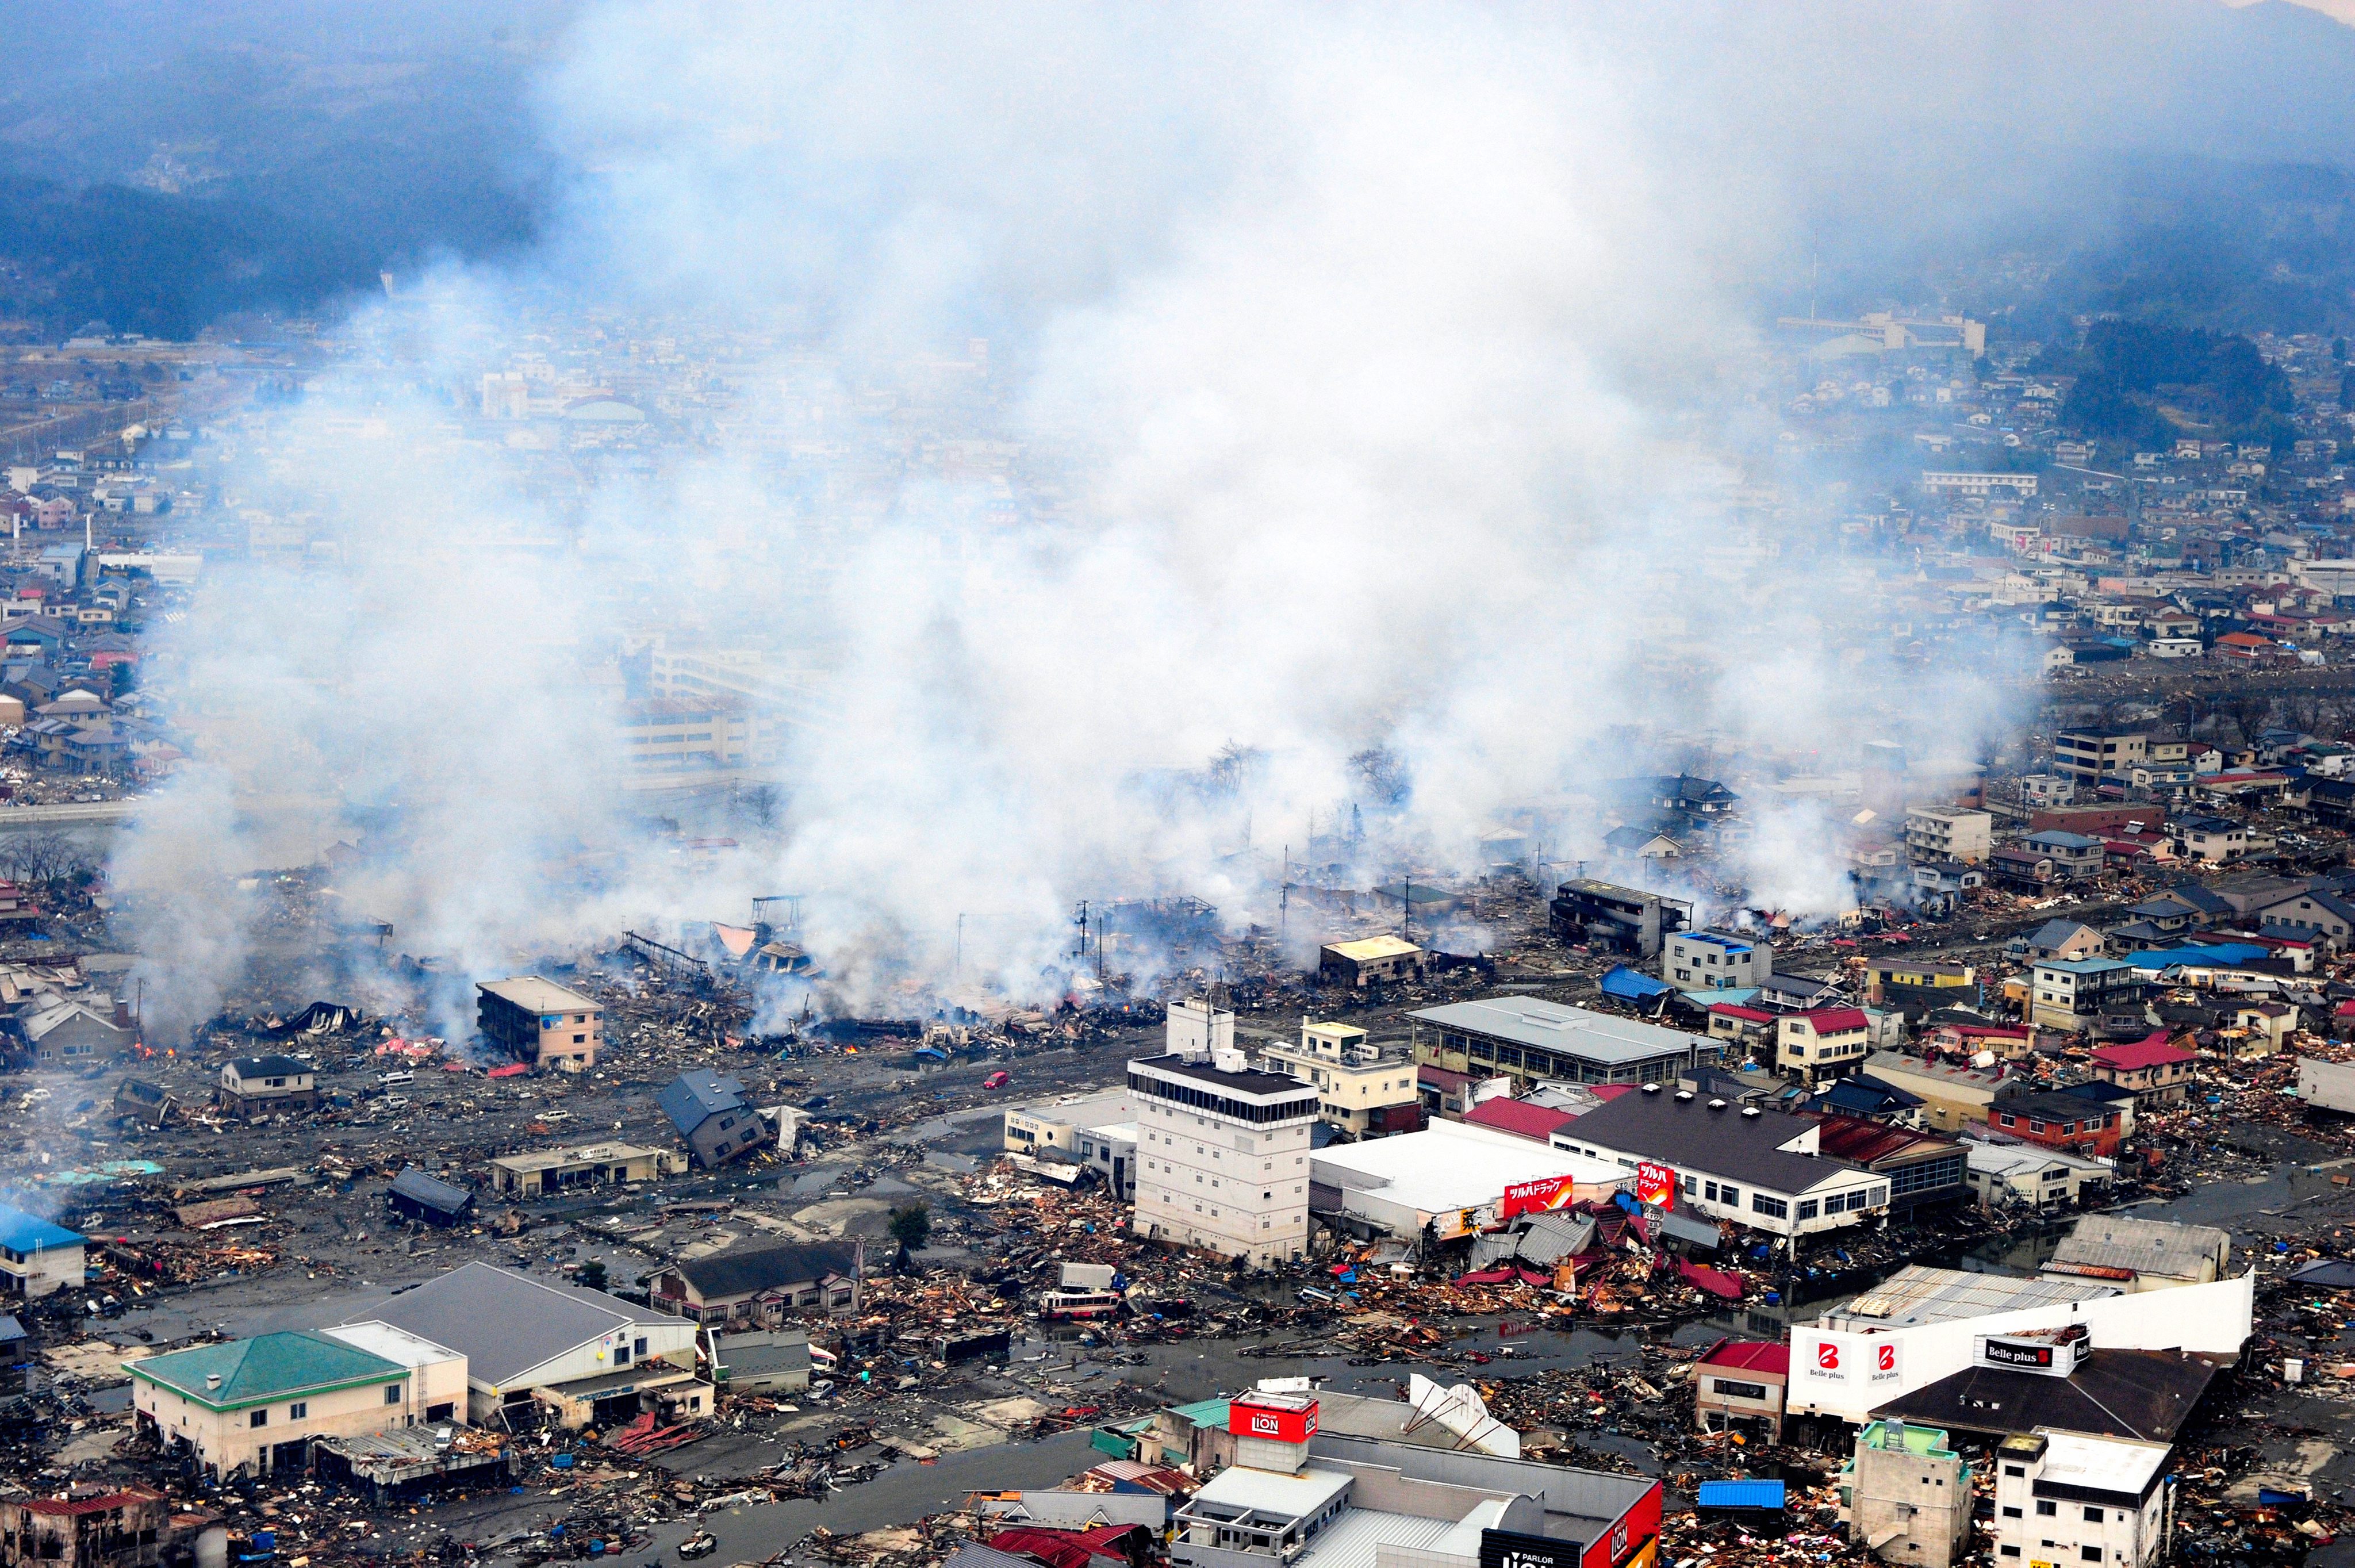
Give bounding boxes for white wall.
[1787,1272,2254,1421]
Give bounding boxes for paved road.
[0,800,138,830]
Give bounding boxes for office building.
[1410,997,1717,1089]
[1132,1005,1320,1266]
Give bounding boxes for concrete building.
[1549,879,1689,958]
[0,1490,177,1568]
[617,696,761,773]
[2053,728,2148,787]
[1776,1007,1871,1087]
[1410,997,1717,1089]
[1820,1266,2119,1333]
[1166,1393,1662,1568]
[1842,1420,1972,1568]
[1002,1086,1140,1201]
[1259,1019,1422,1139]
[2029,959,2143,1032]
[1663,929,1773,992]
[1550,1083,1888,1240]
[475,977,602,1070]
[1904,808,1993,865]
[218,1055,318,1116]
[1992,1430,2174,1568]
[486,1141,676,1198]
[1316,936,1429,990]
[1131,1012,1320,1266]
[128,1330,444,1482]
[1987,1091,2125,1160]
[344,1261,701,1429]
[0,1205,83,1298]
[1692,1340,1789,1442]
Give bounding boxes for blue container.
[1698,1480,1788,1511]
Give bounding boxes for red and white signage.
[1501,1174,1579,1220]
[1635,1161,1677,1211]
[1229,1393,1319,1443]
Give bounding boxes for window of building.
[250,1409,268,1428]
[1712,1378,1769,1400]
[2036,1501,2057,1517]
[1796,1199,1819,1220]
[1751,1193,1788,1219]
[288,1402,307,1420]
[2084,1509,2103,1523]
[2001,1508,2022,1519]
[2000,1550,2020,1559]
[385,1384,405,1405]
[2079,1551,2101,1564]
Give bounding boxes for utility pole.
[1402,875,1412,944]
[1280,845,1288,936]
[1071,900,1090,964]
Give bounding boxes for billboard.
[1229,1394,1318,1443]
[1635,1161,1677,1210]
[1578,1481,1662,1568]
[1501,1174,1578,1219]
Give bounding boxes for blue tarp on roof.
[1600,965,1671,1000]
[1698,1480,1786,1510]
[2124,943,2269,970]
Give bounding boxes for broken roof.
[2049,1215,2230,1279]
[669,1239,863,1299]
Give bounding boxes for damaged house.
[650,1239,865,1325]
[0,1489,179,1568]
[657,1069,774,1168]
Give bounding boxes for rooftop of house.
[131,1331,404,1409]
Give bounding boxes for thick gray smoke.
[127,0,2291,1030]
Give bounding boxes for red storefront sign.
[1635,1161,1677,1210]
[1229,1393,1319,1443]
[1501,1175,1578,1219]
[1578,1481,1663,1568]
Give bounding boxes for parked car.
[982,1070,1010,1090]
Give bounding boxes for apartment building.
[476,977,603,1069]
[1132,1009,1320,1266]
[617,697,761,773]
[1992,1431,2173,1568]
[1663,928,1774,991]
[2028,959,2143,1033]
[1776,1007,1871,1087]
[1904,807,1993,864]
[1259,1018,1422,1138]
[2053,728,2147,786]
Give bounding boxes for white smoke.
[113,2,2061,1033]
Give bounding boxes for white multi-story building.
[1993,1429,2173,1568]
[1904,807,1993,864]
[1663,929,1773,991]
[1132,1002,1319,1267]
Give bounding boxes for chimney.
[112,995,130,1029]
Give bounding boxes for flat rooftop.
[488,1141,665,1174]
[2032,1428,2171,1499]
[1410,998,1706,1065]
[477,976,600,1013]
[1312,1120,1627,1214]
[1132,1052,1317,1098]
